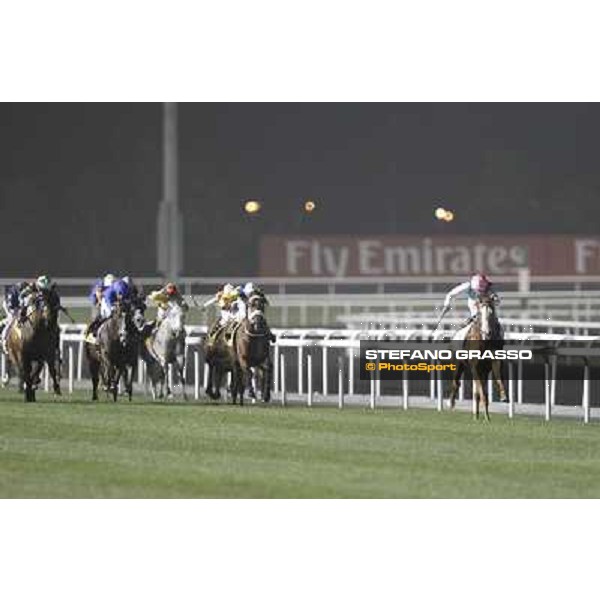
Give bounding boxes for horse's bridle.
[243,311,270,338]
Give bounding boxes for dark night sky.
[1,102,600,276]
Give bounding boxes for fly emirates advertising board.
[259,235,600,277]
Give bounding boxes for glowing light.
[244,200,261,214]
[304,200,316,213]
[434,207,447,220]
[443,210,455,222]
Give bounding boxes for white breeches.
[100,298,113,319]
[219,310,234,325]
[467,297,478,317]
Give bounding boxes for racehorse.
[141,302,187,400]
[204,295,273,405]
[233,294,272,403]
[87,302,140,402]
[204,321,238,402]
[6,292,61,402]
[448,294,507,420]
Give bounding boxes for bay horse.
[204,320,237,402]
[6,292,61,402]
[448,295,507,420]
[232,294,272,403]
[141,302,187,400]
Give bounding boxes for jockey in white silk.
[443,273,499,340]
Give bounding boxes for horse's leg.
[470,363,481,420]
[111,366,119,402]
[126,365,134,402]
[233,363,244,406]
[165,362,173,399]
[449,361,465,409]
[492,360,508,402]
[89,353,99,401]
[178,357,187,401]
[47,354,61,396]
[246,367,256,400]
[482,364,491,421]
[263,358,272,403]
[22,357,35,402]
[148,361,158,400]
[31,360,43,387]
[216,367,225,401]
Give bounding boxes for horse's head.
[478,295,496,341]
[113,303,129,346]
[246,303,268,336]
[248,294,267,314]
[25,292,51,327]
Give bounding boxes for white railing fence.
[1,323,598,425]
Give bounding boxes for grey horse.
[142,302,187,400]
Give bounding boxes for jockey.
[442,272,500,339]
[101,276,134,318]
[89,274,115,311]
[147,282,188,324]
[85,274,116,340]
[205,283,239,340]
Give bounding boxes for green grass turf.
[1,388,600,498]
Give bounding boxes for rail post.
[517,360,523,404]
[348,352,355,395]
[550,355,557,406]
[370,368,376,410]
[77,339,84,381]
[322,346,328,396]
[544,360,551,421]
[297,346,304,396]
[508,362,514,419]
[402,368,409,410]
[68,345,74,394]
[280,353,287,406]
[429,370,435,402]
[337,356,344,409]
[307,353,313,407]
[583,359,590,424]
[194,350,199,400]
[273,343,280,392]
[436,367,443,412]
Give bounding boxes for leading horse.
[448,294,507,420]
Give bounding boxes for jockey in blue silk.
[89,274,115,309]
[85,275,143,343]
[101,276,134,318]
